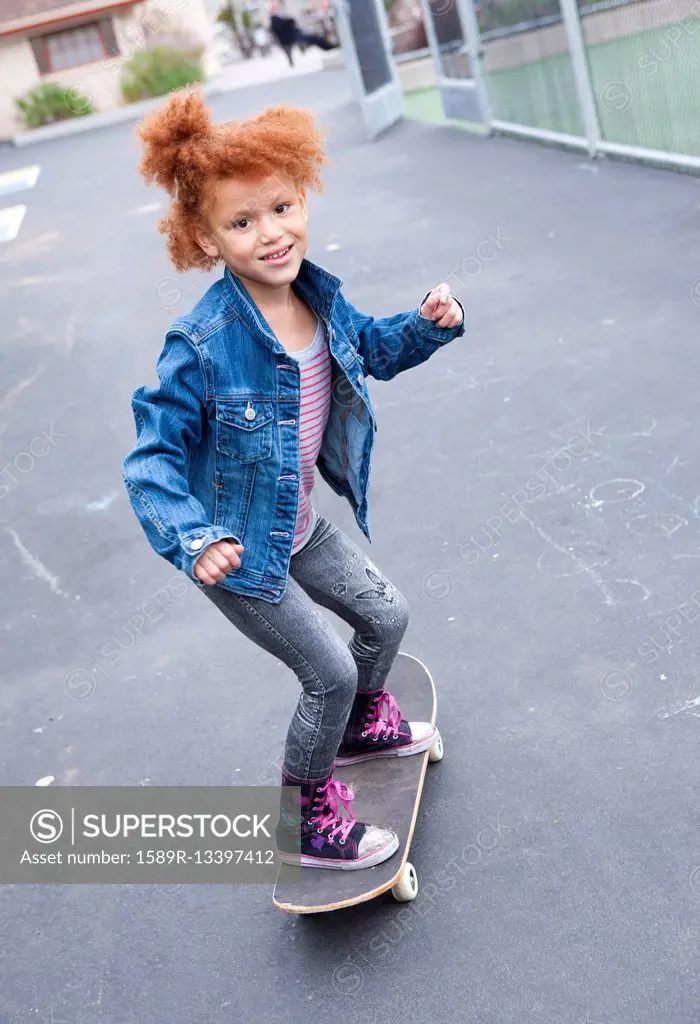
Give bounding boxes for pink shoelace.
[362,691,402,742]
[310,778,357,844]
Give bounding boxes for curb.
[321,50,345,71]
[11,79,228,148]
[10,55,345,148]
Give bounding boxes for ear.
[193,220,219,260]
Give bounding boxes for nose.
[258,212,283,245]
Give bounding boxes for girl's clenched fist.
[194,539,244,585]
[419,283,463,329]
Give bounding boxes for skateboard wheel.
[392,862,418,903]
[428,732,443,763]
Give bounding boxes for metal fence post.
[331,0,364,101]
[558,0,601,157]
[421,0,444,77]
[454,0,493,132]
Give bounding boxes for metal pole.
[331,0,365,101]
[558,0,601,157]
[375,0,404,97]
[454,0,493,132]
[421,0,445,79]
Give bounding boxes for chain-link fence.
[420,0,700,170]
[581,0,700,158]
[480,3,584,136]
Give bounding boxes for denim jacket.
[123,259,465,603]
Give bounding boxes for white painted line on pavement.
[0,205,27,243]
[656,695,700,719]
[6,525,69,598]
[0,165,40,197]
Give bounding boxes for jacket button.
[191,538,205,551]
[357,374,364,386]
[244,407,256,421]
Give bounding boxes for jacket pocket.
[216,400,274,464]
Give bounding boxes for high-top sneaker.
[276,767,399,870]
[336,689,439,766]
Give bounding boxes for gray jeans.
[201,515,409,781]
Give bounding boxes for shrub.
[15,82,94,129]
[217,7,235,27]
[121,45,204,103]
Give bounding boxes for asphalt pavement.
[2,67,700,1024]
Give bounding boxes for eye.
[274,203,291,215]
[233,218,251,230]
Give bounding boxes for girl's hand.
[419,283,463,329]
[194,539,244,585]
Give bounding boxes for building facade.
[0,0,219,138]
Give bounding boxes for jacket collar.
[222,258,343,346]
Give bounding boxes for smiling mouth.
[260,244,293,261]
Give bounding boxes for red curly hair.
[137,89,327,272]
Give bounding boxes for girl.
[123,92,465,870]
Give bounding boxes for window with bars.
[30,19,119,73]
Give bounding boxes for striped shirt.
[288,317,332,554]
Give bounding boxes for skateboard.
[272,651,442,914]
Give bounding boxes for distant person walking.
[269,1,336,66]
[268,2,300,66]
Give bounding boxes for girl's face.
[195,174,309,291]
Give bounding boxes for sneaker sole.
[278,832,399,870]
[335,727,439,766]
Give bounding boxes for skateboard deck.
[272,652,439,914]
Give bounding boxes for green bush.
[15,82,94,129]
[121,45,204,103]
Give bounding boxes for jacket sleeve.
[122,333,239,580]
[338,292,465,382]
